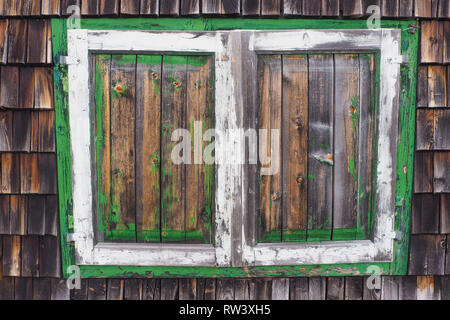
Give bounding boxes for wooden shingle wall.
[0,0,449,300]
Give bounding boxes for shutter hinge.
[387,55,408,66]
[66,233,86,243]
[59,56,80,65]
[388,231,403,242]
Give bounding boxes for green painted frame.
[52,17,418,278]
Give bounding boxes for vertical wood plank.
[2,236,21,277]
[282,55,308,242]
[302,0,322,16]
[60,0,81,16]
[120,0,140,14]
[418,108,435,147]
[381,276,399,300]
[321,0,340,16]
[88,279,107,300]
[326,277,345,300]
[342,0,363,16]
[14,278,33,300]
[0,66,19,109]
[39,236,61,277]
[428,66,447,108]
[261,0,280,15]
[21,235,39,277]
[417,65,428,107]
[185,56,214,244]
[124,280,142,300]
[398,0,413,17]
[51,279,71,300]
[19,68,35,109]
[99,0,119,15]
[381,0,398,16]
[289,278,309,300]
[258,55,282,243]
[414,152,434,193]
[110,54,136,241]
[38,111,56,152]
[441,195,450,234]
[107,279,124,300]
[13,111,31,152]
[0,20,9,64]
[1,154,20,194]
[136,55,161,243]
[30,111,39,152]
[38,153,57,194]
[180,0,199,15]
[22,0,42,15]
[45,195,58,235]
[41,0,61,15]
[215,279,234,300]
[0,195,10,234]
[160,0,180,15]
[27,19,47,64]
[421,21,443,64]
[358,54,376,238]
[160,279,178,300]
[161,55,187,243]
[308,278,326,300]
[141,0,159,15]
[9,196,27,235]
[415,0,432,17]
[444,22,450,64]
[27,195,45,235]
[81,0,99,15]
[412,194,440,234]
[345,277,363,300]
[272,278,289,300]
[242,0,260,15]
[434,110,450,150]
[439,0,450,17]
[307,54,334,241]
[409,235,446,275]
[93,54,111,242]
[0,110,13,152]
[434,152,450,193]
[333,54,360,240]
[179,279,196,300]
[283,0,301,15]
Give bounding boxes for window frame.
[52,18,418,278]
[241,29,400,266]
[67,29,234,267]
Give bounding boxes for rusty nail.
[294,118,302,129]
[296,175,304,185]
[114,84,124,94]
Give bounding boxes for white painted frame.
[241,29,402,266]
[67,29,237,266]
[67,29,401,268]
